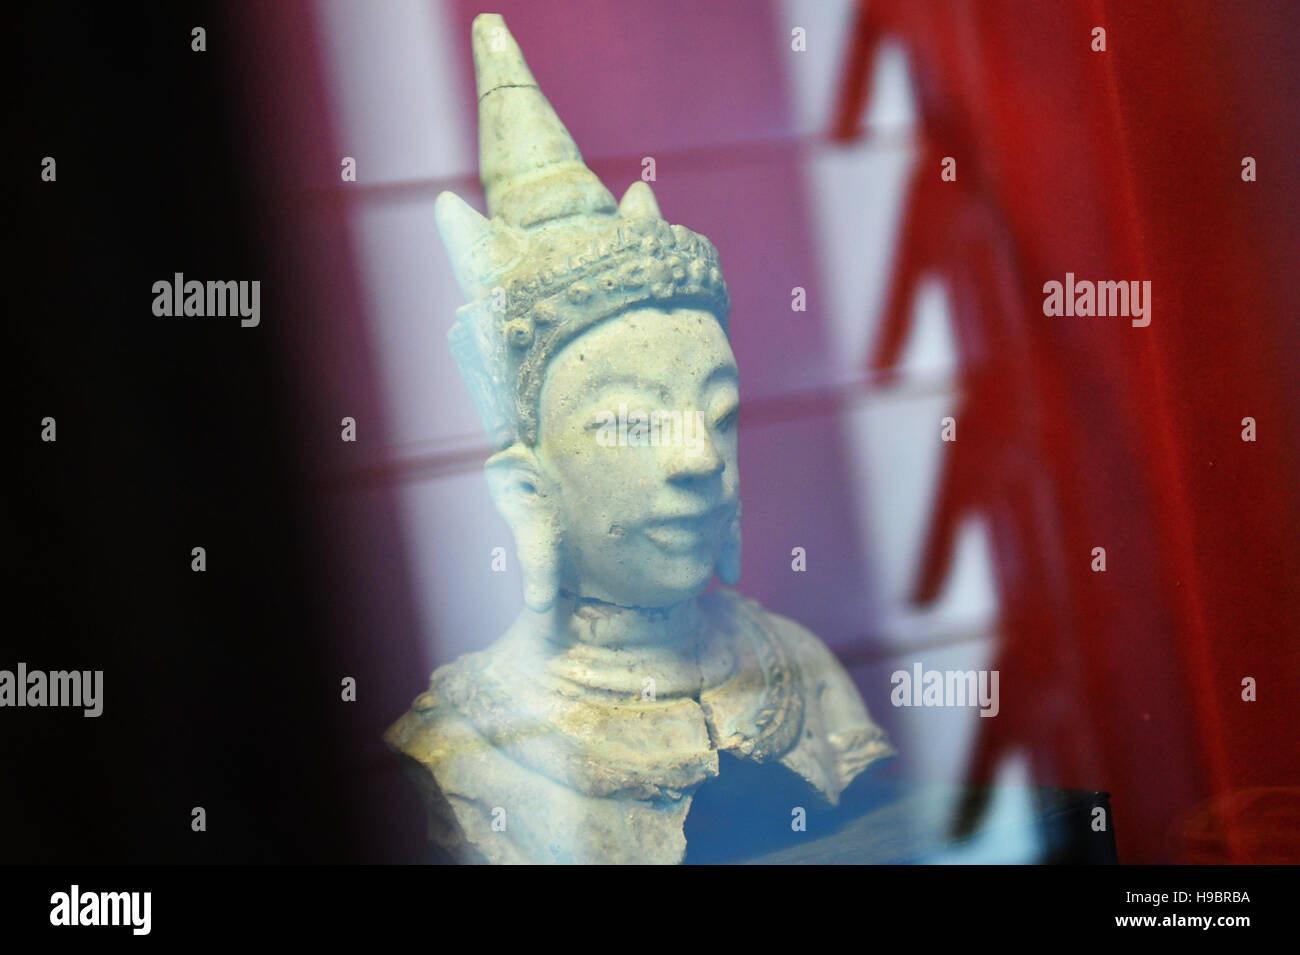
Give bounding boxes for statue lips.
[642,502,734,555]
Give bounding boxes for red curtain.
[835,0,1300,863]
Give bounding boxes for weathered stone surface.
[385,13,894,864]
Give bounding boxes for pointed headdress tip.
[470,12,615,227]
[618,181,662,219]
[471,13,537,100]
[434,191,490,250]
[434,190,490,297]
[434,189,523,299]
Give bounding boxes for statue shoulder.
[383,655,484,771]
[383,653,547,863]
[707,589,895,802]
[383,621,526,769]
[383,650,698,864]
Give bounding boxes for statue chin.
[570,550,722,610]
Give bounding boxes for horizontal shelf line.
[274,127,921,208]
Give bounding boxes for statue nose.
[666,427,725,486]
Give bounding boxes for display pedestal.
[679,755,1117,863]
[741,783,1117,864]
[407,752,1119,863]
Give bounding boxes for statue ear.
[717,507,742,586]
[484,443,562,612]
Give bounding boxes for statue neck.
[546,591,703,650]
[524,592,711,699]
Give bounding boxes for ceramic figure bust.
[385,13,894,864]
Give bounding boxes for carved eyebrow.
[582,371,664,394]
[578,363,736,397]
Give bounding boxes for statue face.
[535,307,739,608]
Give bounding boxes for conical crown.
[472,13,616,228]
[438,14,731,449]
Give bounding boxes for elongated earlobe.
[517,522,562,611]
[484,444,563,612]
[717,509,742,585]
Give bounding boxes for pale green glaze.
[385,13,893,864]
